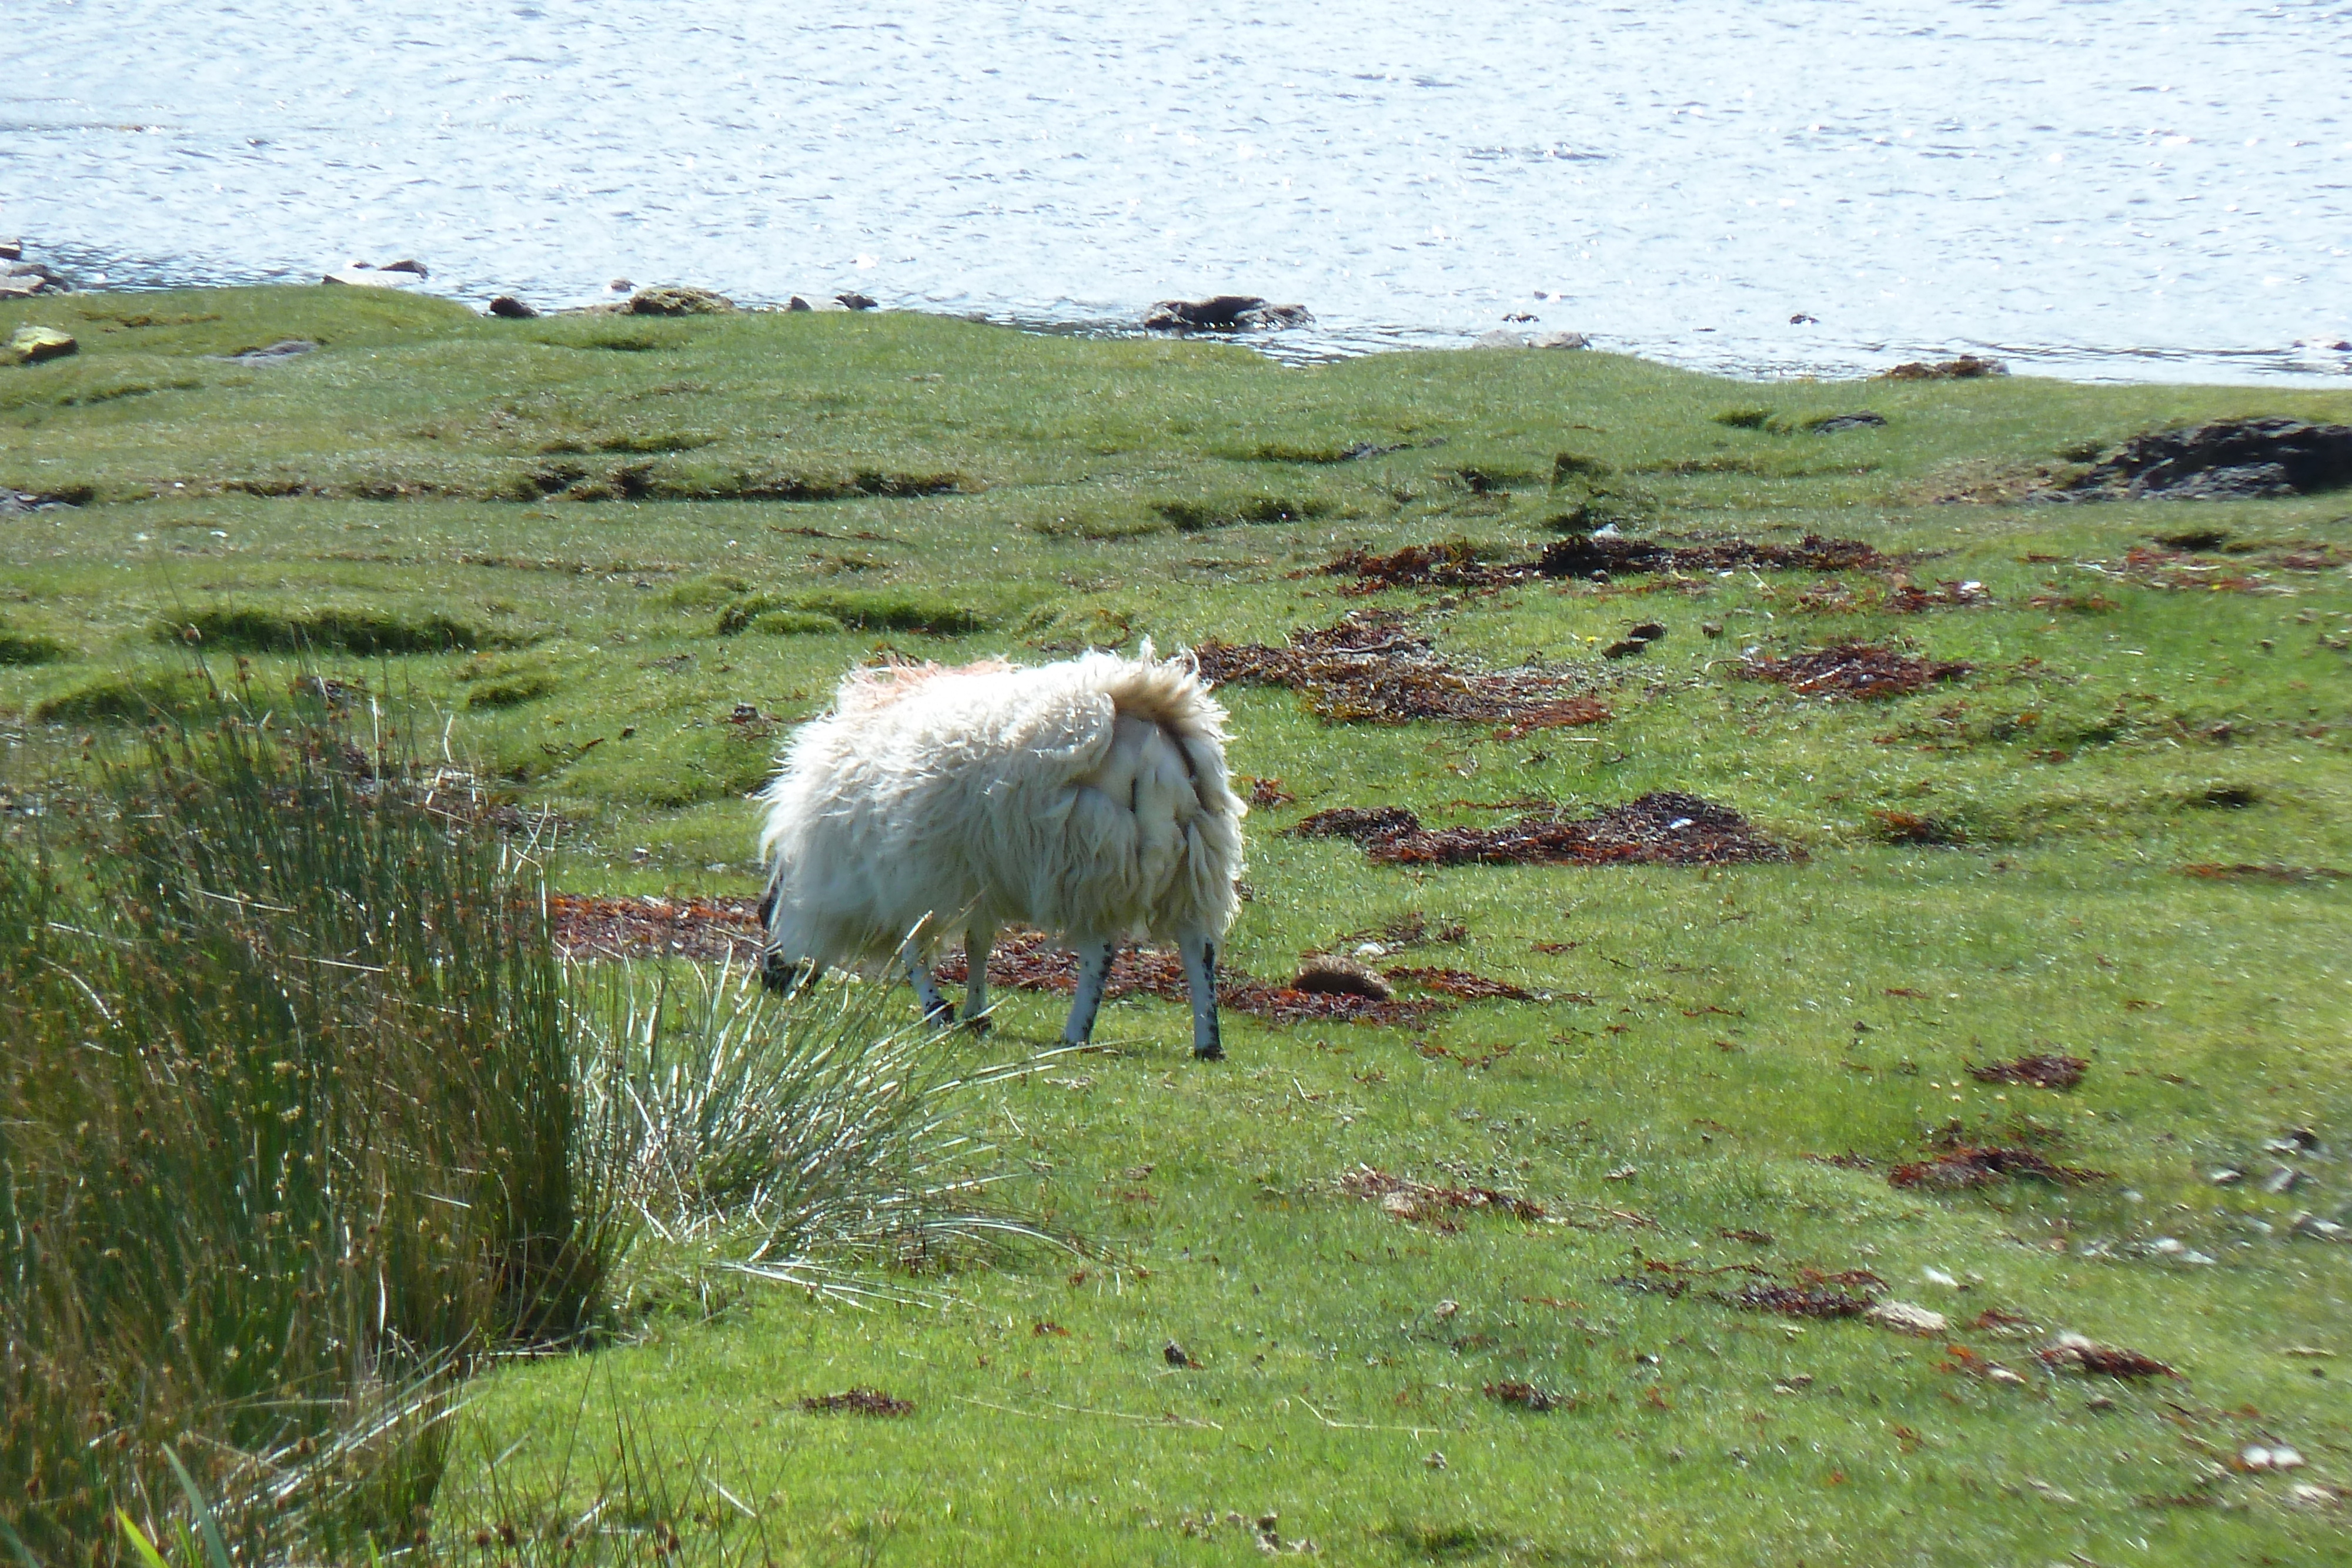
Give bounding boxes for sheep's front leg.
[1179,931,1223,1061]
[901,937,956,1028]
[1061,941,1115,1046]
[962,922,996,1034]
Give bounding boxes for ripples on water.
[6,1,2350,382]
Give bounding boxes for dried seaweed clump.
[1484,1380,1568,1412]
[2037,1333,2176,1380]
[550,892,763,963]
[930,928,1449,1028]
[1887,1144,2106,1190]
[1965,1054,2089,1090]
[1360,792,1790,869]
[1327,532,1883,589]
[801,1388,915,1416]
[1338,1166,1546,1225]
[1194,609,1609,732]
[1741,643,1972,699]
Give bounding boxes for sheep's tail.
[1058,641,1247,943]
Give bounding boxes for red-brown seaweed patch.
[1194,609,1609,731]
[1887,1144,2106,1190]
[1358,792,1790,869]
[1741,643,1972,699]
[1327,532,1883,590]
[1966,1054,2089,1090]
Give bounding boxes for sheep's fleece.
[755,646,1245,968]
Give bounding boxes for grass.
[3,286,2350,1564]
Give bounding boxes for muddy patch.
[1741,643,1972,700]
[1293,792,1790,868]
[1194,609,1609,732]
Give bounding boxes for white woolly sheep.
[752,646,1246,1058]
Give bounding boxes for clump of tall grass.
[582,957,1053,1282]
[1,693,1054,1560]
[0,701,629,1557]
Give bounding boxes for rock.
[1873,355,2007,381]
[2067,417,2352,500]
[1531,330,1590,349]
[1790,313,1819,325]
[2210,1167,2245,1185]
[323,263,423,289]
[1625,621,1666,644]
[1,262,66,297]
[379,258,427,277]
[229,339,317,363]
[836,292,878,310]
[0,240,20,260]
[1472,329,1528,349]
[1142,295,1311,332]
[5,326,77,365]
[1866,1300,1950,1336]
[2262,1165,2303,1195]
[1601,637,1650,659]
[787,296,813,312]
[608,278,633,292]
[1809,412,1887,433]
[626,285,735,316]
[486,295,539,319]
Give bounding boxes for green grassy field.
[5,286,2350,1565]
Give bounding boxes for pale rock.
[1531,330,1591,349]
[5,325,76,364]
[1866,1300,1949,1336]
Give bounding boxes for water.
[6,0,2351,382]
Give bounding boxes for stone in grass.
[1866,1300,1950,1336]
[1291,954,1393,1001]
[486,295,540,319]
[5,326,76,365]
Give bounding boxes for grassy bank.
[4,286,2349,1564]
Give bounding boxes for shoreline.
[9,235,2352,389]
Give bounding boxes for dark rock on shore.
[486,295,540,319]
[1144,296,1312,332]
[627,285,734,316]
[836,292,878,310]
[1875,355,2006,381]
[0,240,20,261]
[2065,417,2352,501]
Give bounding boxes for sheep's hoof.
[1192,1042,1225,1062]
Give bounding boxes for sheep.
[752,645,1245,1058]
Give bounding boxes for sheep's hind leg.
[1061,941,1115,1046]
[901,937,957,1028]
[1179,931,1223,1061]
[962,922,995,1034]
